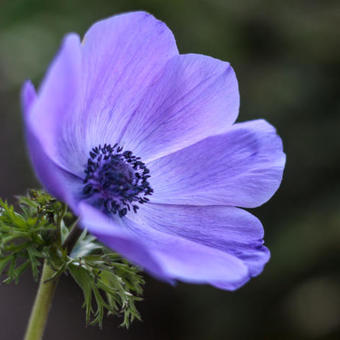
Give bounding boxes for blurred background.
[0,0,339,339]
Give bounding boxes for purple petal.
[130,203,269,279]
[21,80,36,115]
[26,33,85,177]
[25,12,179,178]
[120,54,239,162]
[80,11,179,149]
[21,81,83,207]
[124,208,249,289]
[148,119,286,208]
[78,202,249,289]
[78,202,169,281]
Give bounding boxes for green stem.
[56,203,67,245]
[63,222,82,254]
[24,261,59,340]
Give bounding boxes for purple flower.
[21,11,285,290]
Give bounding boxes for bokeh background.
[0,0,339,339]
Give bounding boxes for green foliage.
[68,245,144,328]
[0,190,63,283]
[0,189,144,328]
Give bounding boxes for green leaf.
[0,256,12,276]
[69,264,94,323]
[0,189,145,328]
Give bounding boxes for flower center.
[82,144,153,217]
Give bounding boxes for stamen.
[82,144,153,216]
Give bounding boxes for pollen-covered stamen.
[82,144,153,217]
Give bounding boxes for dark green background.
[1,0,339,339]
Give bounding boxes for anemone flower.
[21,11,285,290]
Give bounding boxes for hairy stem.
[24,220,82,340]
[56,203,67,245]
[62,221,82,254]
[24,262,59,340]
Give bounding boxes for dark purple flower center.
[82,144,153,217]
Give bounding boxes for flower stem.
[24,261,59,340]
[56,203,68,245]
[63,222,82,254]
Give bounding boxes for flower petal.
[120,53,239,162]
[124,207,249,290]
[78,202,249,290]
[78,202,169,281]
[130,203,269,279]
[26,33,85,177]
[21,81,83,206]
[148,119,286,208]
[26,12,178,178]
[80,11,179,150]
[21,80,36,115]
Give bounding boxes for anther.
[82,144,153,217]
